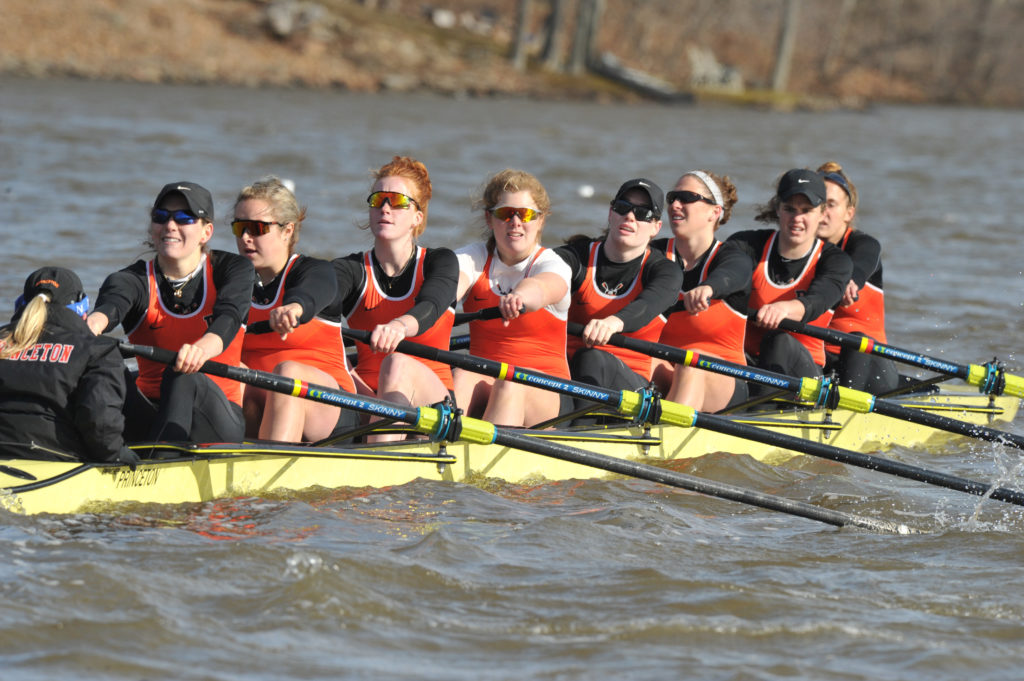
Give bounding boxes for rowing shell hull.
[1,388,1018,515]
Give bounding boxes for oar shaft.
[777,318,1024,399]
[576,322,1024,452]
[344,329,1024,509]
[119,342,903,532]
[492,427,907,533]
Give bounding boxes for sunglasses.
[489,206,541,223]
[666,190,716,206]
[231,219,279,238]
[151,208,200,225]
[367,191,419,210]
[610,200,657,222]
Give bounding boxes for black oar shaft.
[777,318,1024,399]
[579,322,1024,452]
[120,342,904,532]
[492,428,905,533]
[343,329,1024,510]
[695,413,1024,506]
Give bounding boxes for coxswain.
[0,266,137,464]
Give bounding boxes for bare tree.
[512,0,534,72]
[824,0,858,78]
[542,0,569,72]
[772,0,801,92]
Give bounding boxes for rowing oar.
[777,318,1024,399]
[342,327,1024,511]
[577,323,1024,453]
[117,342,907,533]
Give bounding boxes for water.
[2,76,1024,680]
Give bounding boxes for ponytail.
[0,294,50,359]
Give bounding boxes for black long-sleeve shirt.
[93,250,254,346]
[726,230,853,321]
[554,238,682,332]
[839,229,884,290]
[252,254,340,323]
[333,247,458,330]
[650,237,752,315]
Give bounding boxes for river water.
[2,77,1024,680]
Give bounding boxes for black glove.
[107,446,140,470]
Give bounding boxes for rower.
[454,168,571,427]
[0,266,137,464]
[815,162,899,393]
[334,156,458,442]
[233,177,359,442]
[555,178,681,420]
[650,170,753,413]
[726,169,853,394]
[87,181,255,443]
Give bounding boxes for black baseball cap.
[613,178,664,220]
[22,266,85,308]
[153,181,215,221]
[776,169,826,207]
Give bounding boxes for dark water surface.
[2,77,1024,680]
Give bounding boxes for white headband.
[685,170,723,207]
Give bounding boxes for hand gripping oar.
[777,318,1024,399]
[340,327,1024,511]
[578,323,1024,453]
[118,341,907,533]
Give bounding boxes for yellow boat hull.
[1,388,1017,515]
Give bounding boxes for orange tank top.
[127,258,245,404]
[566,241,665,379]
[242,255,355,392]
[746,233,834,367]
[463,249,570,378]
[659,239,747,365]
[826,228,887,355]
[346,247,455,391]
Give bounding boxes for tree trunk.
[823,0,856,78]
[772,0,801,92]
[541,0,568,72]
[512,0,533,72]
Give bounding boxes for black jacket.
[0,306,129,462]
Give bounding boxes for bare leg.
[259,361,344,442]
[369,353,451,443]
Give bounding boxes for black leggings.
[749,332,821,398]
[123,368,244,442]
[569,347,649,424]
[825,333,899,394]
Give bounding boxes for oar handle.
[454,306,505,325]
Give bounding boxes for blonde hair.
[0,294,50,359]
[817,161,859,221]
[475,169,551,253]
[234,176,307,253]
